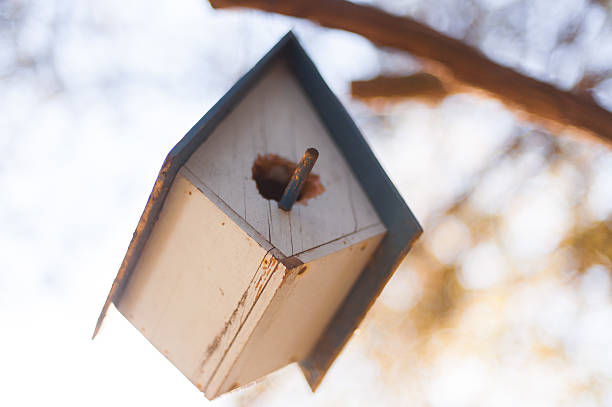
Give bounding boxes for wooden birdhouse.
[94,32,422,399]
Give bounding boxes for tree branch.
[351,73,448,104]
[210,0,612,146]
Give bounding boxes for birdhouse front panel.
[184,59,383,257]
[95,32,422,402]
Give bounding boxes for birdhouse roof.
[94,31,422,390]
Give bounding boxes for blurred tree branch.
[351,73,448,105]
[210,0,612,146]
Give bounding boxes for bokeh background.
[1,0,612,405]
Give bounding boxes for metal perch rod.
[279,148,319,211]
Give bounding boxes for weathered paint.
[207,231,386,398]
[184,58,379,256]
[94,31,422,394]
[116,174,274,383]
[195,251,283,388]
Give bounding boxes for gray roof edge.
[286,37,422,236]
[283,34,422,390]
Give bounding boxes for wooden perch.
[210,0,612,145]
[351,73,448,104]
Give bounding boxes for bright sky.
[1,0,612,406]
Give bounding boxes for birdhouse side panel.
[211,228,386,397]
[185,59,381,257]
[116,174,271,383]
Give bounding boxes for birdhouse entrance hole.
[252,154,324,204]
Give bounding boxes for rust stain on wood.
[197,253,283,390]
[200,292,246,366]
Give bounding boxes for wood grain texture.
[210,0,612,145]
[211,231,386,398]
[196,251,285,396]
[181,167,274,254]
[200,254,291,398]
[185,59,381,257]
[116,175,270,383]
[295,222,386,263]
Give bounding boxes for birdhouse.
[94,32,422,399]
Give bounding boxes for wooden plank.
[282,67,357,251]
[182,155,272,252]
[295,223,386,263]
[200,254,292,398]
[194,250,285,395]
[346,171,381,230]
[240,94,272,242]
[116,174,270,383]
[257,61,297,255]
[185,106,247,230]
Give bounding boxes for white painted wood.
[347,170,381,230]
[194,251,284,393]
[185,59,381,256]
[181,167,273,253]
[116,174,386,400]
[259,67,297,256]
[116,174,270,385]
[115,61,390,400]
[295,222,386,264]
[238,95,272,242]
[211,231,386,398]
[198,255,291,398]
